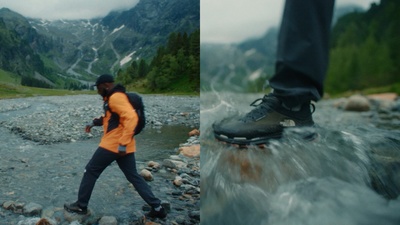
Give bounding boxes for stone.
[188,129,200,136]
[99,216,118,225]
[189,210,200,220]
[42,207,55,218]
[148,161,160,169]
[173,176,183,187]
[23,202,42,217]
[63,208,95,223]
[163,159,187,169]
[344,95,371,112]
[35,218,57,225]
[3,200,15,210]
[5,201,25,214]
[140,169,153,181]
[179,144,200,158]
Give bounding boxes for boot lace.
[240,94,277,122]
[240,94,315,122]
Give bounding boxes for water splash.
[201,92,400,225]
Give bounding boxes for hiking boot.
[213,93,315,145]
[146,206,167,219]
[64,202,87,215]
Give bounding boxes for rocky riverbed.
[0,94,200,225]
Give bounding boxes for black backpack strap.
[103,98,120,133]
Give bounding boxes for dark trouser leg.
[77,147,117,207]
[269,0,335,107]
[117,153,161,207]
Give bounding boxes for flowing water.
[0,124,192,223]
[200,91,400,225]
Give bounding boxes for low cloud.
[201,0,379,44]
[0,0,139,20]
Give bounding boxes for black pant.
[269,0,335,107]
[77,147,161,208]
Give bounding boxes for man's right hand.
[85,124,94,133]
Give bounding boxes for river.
[0,94,199,224]
[200,91,400,225]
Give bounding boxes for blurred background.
[200,0,400,96]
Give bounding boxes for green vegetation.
[0,82,94,99]
[325,0,400,95]
[0,69,94,98]
[116,29,200,94]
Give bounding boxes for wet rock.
[23,202,42,216]
[99,216,118,225]
[189,210,200,220]
[3,201,24,214]
[38,218,56,225]
[3,200,15,210]
[344,94,371,112]
[140,169,153,181]
[179,144,200,158]
[63,208,99,224]
[163,159,187,169]
[41,207,55,219]
[173,176,183,187]
[148,161,160,169]
[188,129,200,136]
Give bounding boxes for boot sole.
[64,206,88,215]
[214,129,318,148]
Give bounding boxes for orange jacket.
[99,90,138,153]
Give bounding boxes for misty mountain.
[0,8,50,80]
[0,0,199,89]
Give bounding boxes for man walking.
[64,74,167,219]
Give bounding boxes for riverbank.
[0,94,200,225]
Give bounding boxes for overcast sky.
[0,0,379,44]
[0,0,139,20]
[201,0,380,44]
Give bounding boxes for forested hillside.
[116,29,200,93]
[0,0,199,93]
[326,0,400,94]
[0,10,48,79]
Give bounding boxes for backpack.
[106,92,146,135]
[126,92,146,135]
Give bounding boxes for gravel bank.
[0,94,199,144]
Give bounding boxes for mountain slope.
[0,8,49,79]
[0,0,199,89]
